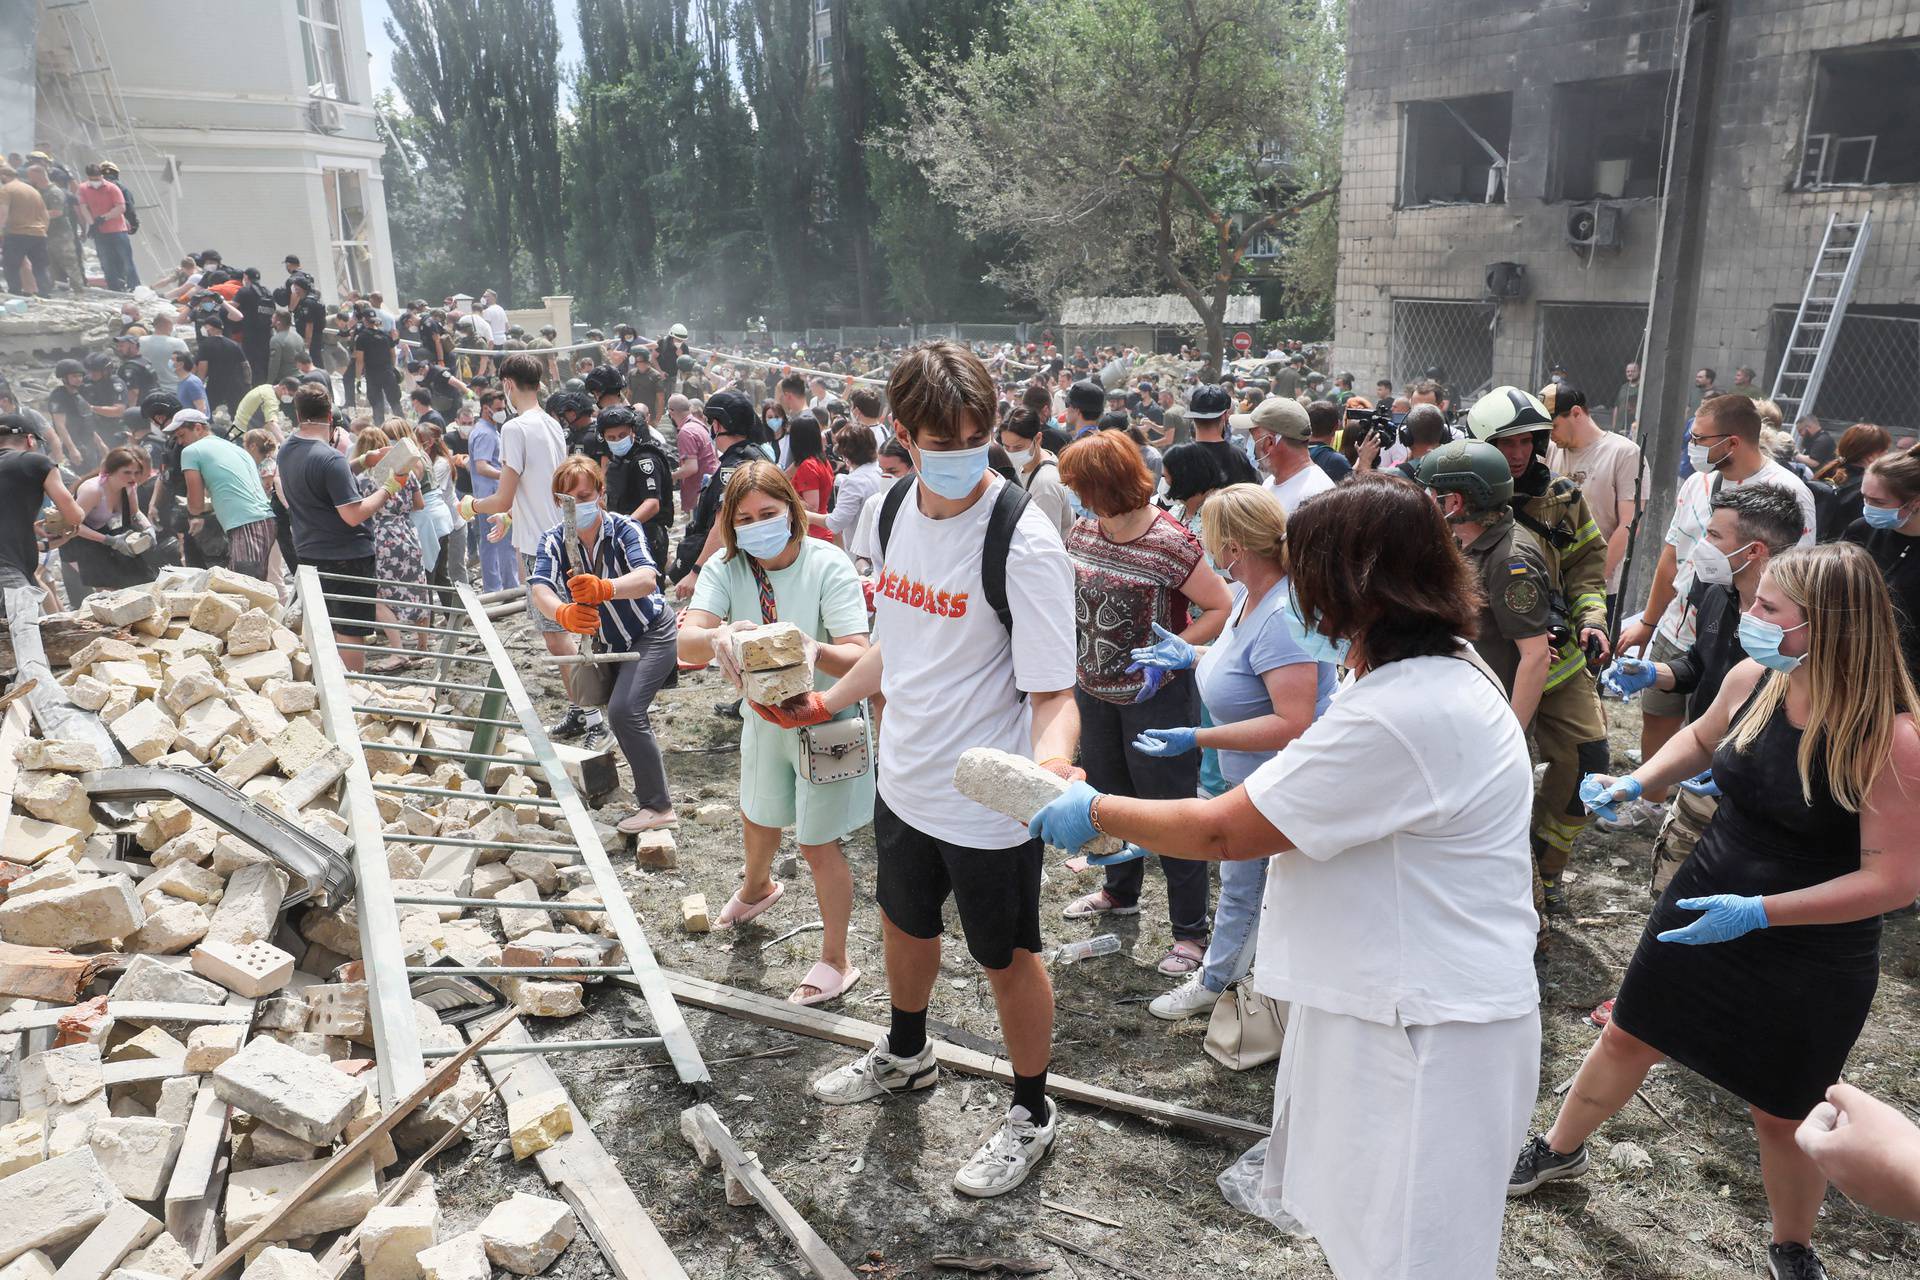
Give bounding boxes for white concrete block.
[477,1192,576,1275]
[87,1118,183,1201]
[0,1148,120,1264]
[0,877,142,948]
[210,1038,366,1146]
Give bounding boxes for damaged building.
[1333,0,1920,436]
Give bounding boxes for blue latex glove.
[1132,727,1199,757]
[1086,844,1148,866]
[1600,655,1658,698]
[1657,894,1769,945]
[1029,780,1102,853]
[1128,623,1197,672]
[1678,769,1721,798]
[1579,774,1642,822]
[1127,664,1167,704]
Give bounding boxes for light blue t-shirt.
[180,435,274,530]
[468,420,502,499]
[1195,578,1336,785]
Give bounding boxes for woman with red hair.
[1055,430,1230,974]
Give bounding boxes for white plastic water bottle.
[1052,934,1121,966]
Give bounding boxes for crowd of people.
[7,249,1920,1276]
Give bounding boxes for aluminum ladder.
[296,565,709,1107]
[1769,210,1872,423]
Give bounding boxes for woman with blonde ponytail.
[1512,542,1920,1279]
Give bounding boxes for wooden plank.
[169,1154,228,1265]
[687,1105,856,1280]
[633,971,1267,1143]
[465,1019,689,1280]
[54,1198,162,1280]
[163,1085,226,1214]
[0,943,120,1005]
[0,999,255,1034]
[101,1054,188,1087]
[184,1007,515,1280]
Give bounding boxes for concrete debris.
[417,1231,489,1280]
[506,1091,573,1160]
[86,1117,185,1200]
[0,1148,120,1264]
[477,1192,576,1275]
[211,1037,368,1146]
[358,1204,437,1280]
[224,1155,377,1241]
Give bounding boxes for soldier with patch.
[1468,387,1611,919]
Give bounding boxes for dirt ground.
[424,617,1920,1280]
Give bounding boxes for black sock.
[887,1005,927,1059]
[1012,1066,1049,1119]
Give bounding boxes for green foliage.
[377,0,1341,333]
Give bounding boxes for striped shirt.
[530,511,667,648]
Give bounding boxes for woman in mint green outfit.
[678,461,873,1005]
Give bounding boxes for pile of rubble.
[0,566,608,1280]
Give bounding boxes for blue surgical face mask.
[767,416,784,431]
[1737,611,1808,672]
[606,435,633,458]
[1284,588,1350,666]
[572,500,600,530]
[914,442,990,500]
[734,515,792,560]
[1065,486,1092,521]
[1862,500,1907,530]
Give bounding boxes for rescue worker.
[596,406,676,578]
[1467,386,1610,918]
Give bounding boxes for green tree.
[888,0,1338,374]
[384,0,568,303]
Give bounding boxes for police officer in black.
[547,391,602,461]
[233,267,276,383]
[671,389,769,594]
[112,331,158,411]
[596,406,675,570]
[407,359,468,420]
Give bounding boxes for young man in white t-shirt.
[1615,394,1814,820]
[749,341,1080,1198]
[461,353,595,741]
[1235,394,1334,513]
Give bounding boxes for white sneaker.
[1149,975,1219,1021]
[1594,796,1665,830]
[810,1037,938,1105]
[954,1099,1057,1198]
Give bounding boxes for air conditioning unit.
[1484,261,1529,300]
[1566,202,1624,252]
[307,98,345,135]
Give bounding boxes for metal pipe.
[351,705,521,728]
[393,893,607,912]
[391,745,541,768]
[318,592,457,613]
[355,618,480,639]
[352,672,502,695]
[541,651,647,665]
[373,781,563,807]
[404,965,632,976]
[335,643,495,663]
[395,832,580,855]
[316,571,465,595]
[421,1036,662,1058]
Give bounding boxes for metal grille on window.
[1767,308,1920,439]
[1390,299,1497,401]
[1535,302,1649,429]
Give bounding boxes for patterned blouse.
[1067,509,1203,703]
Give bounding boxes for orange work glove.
[556,603,600,635]
[749,692,831,730]
[568,573,615,605]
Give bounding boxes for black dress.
[1612,688,1876,1119]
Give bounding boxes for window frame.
[1395,93,1513,210]
[297,0,353,104]
[322,166,374,299]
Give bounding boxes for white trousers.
[1260,1004,1541,1280]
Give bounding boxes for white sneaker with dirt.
[810,1037,938,1105]
[1149,975,1219,1021]
[954,1098,1057,1198]
[1062,889,1140,920]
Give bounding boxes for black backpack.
[876,476,1030,636]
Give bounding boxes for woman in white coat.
[1031,474,1541,1280]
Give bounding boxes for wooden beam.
[465,1019,689,1280]
[0,943,121,1005]
[635,971,1266,1143]
[164,1085,228,1250]
[685,1105,856,1280]
[184,1008,515,1280]
[0,1000,254,1034]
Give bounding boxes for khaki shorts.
[1641,630,1690,719]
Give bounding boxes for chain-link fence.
[1536,302,1649,429]
[1767,307,1920,438]
[1390,300,1497,400]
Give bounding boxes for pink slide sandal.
[717,881,784,928]
[790,960,861,1006]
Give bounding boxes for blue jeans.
[1200,854,1269,993]
[93,230,137,290]
[476,525,519,592]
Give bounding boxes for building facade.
[26,0,396,302]
[1334,0,1920,434]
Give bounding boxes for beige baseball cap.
[1230,395,1310,441]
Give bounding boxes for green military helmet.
[1466,385,1553,442]
[1416,438,1514,509]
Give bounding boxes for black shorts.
[874,793,1044,971]
[311,554,377,638]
